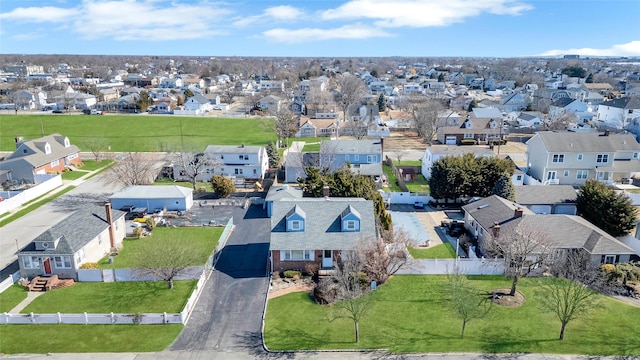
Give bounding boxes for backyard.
[0,284,28,313]
[98,226,223,268]
[408,243,456,259]
[264,275,640,355]
[155,178,214,192]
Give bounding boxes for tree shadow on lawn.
[363,318,461,351]
[578,322,640,355]
[50,192,114,212]
[263,328,357,352]
[479,324,555,354]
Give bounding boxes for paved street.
[170,205,271,355]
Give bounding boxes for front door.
[43,257,52,275]
[322,250,333,268]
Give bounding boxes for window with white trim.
[633,152,639,159]
[596,154,609,163]
[75,248,85,264]
[98,234,103,245]
[346,220,356,230]
[290,220,302,230]
[51,159,60,167]
[552,154,565,163]
[354,155,359,161]
[235,168,243,175]
[563,170,569,177]
[281,250,313,261]
[22,256,40,269]
[367,155,376,163]
[54,256,72,269]
[604,255,616,264]
[576,170,588,179]
[463,133,474,139]
[68,153,78,160]
[577,153,583,161]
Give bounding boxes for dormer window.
[341,205,361,232]
[64,137,70,147]
[44,142,51,154]
[286,205,305,232]
[291,220,302,230]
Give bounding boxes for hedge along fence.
[1,269,207,325]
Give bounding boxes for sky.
[0,0,639,58]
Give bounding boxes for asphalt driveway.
[170,204,271,355]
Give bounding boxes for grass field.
[22,280,196,313]
[80,159,114,171]
[395,160,422,166]
[0,115,276,152]
[98,226,222,268]
[383,165,402,192]
[264,275,640,355]
[408,243,456,259]
[0,324,183,353]
[61,170,87,180]
[0,284,28,313]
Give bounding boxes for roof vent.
[478,204,489,209]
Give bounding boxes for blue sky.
[1,0,638,57]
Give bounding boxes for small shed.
[110,185,193,212]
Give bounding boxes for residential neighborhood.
[1,54,639,357]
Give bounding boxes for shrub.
[460,139,478,145]
[601,264,616,273]
[132,226,143,238]
[283,270,301,279]
[146,218,156,231]
[79,262,99,269]
[211,175,235,198]
[304,262,319,277]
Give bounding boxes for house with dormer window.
[269,197,376,272]
[0,134,82,184]
[436,116,502,145]
[172,144,269,182]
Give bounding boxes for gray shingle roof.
[462,195,534,230]
[5,133,79,168]
[550,97,576,108]
[533,131,640,152]
[471,108,503,119]
[265,185,303,202]
[110,185,193,200]
[20,204,126,255]
[270,198,376,251]
[320,139,382,154]
[205,144,264,154]
[428,145,495,156]
[600,97,640,109]
[515,185,577,205]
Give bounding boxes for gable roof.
[515,185,577,205]
[110,185,193,200]
[320,139,382,154]
[600,97,640,109]
[5,133,79,168]
[20,204,126,255]
[266,185,304,202]
[427,145,495,157]
[550,97,576,108]
[471,107,503,119]
[270,198,376,251]
[205,144,264,155]
[530,131,640,152]
[462,195,534,230]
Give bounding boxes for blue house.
[319,139,383,177]
[110,185,194,212]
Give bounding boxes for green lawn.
[408,242,456,259]
[395,160,422,166]
[154,178,213,192]
[0,284,28,313]
[61,170,87,180]
[99,227,223,268]
[0,324,183,353]
[264,275,640,355]
[0,115,276,152]
[22,280,196,313]
[80,159,114,171]
[383,165,402,192]
[405,174,430,194]
[302,142,321,152]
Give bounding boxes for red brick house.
[0,134,82,183]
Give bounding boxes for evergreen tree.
[492,174,515,201]
[467,98,478,112]
[438,73,445,82]
[211,175,235,198]
[265,141,280,169]
[183,89,194,100]
[576,179,637,237]
[377,93,386,112]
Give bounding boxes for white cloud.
[321,0,533,28]
[233,5,303,27]
[539,41,640,57]
[0,6,78,22]
[262,24,393,43]
[0,1,233,41]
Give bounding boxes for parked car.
[126,207,147,220]
[414,201,425,209]
[52,110,64,114]
[448,220,466,237]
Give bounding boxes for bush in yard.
[211,175,235,198]
[460,139,477,145]
[133,226,143,238]
[79,262,99,269]
[283,270,301,279]
[146,218,156,231]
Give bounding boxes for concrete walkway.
[8,291,44,313]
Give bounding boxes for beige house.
[526,131,640,185]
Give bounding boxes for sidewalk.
[8,291,44,313]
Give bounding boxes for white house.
[174,144,269,182]
[184,94,214,113]
[596,97,640,129]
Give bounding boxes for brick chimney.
[322,184,330,198]
[514,207,524,218]
[492,222,501,237]
[104,202,116,249]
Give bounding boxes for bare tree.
[304,86,334,115]
[340,119,369,140]
[133,240,201,289]
[482,222,554,296]
[103,152,159,187]
[408,97,445,144]
[448,270,492,338]
[325,250,373,343]
[361,228,416,284]
[540,277,600,340]
[85,138,109,161]
[272,105,298,148]
[335,73,368,123]
[173,152,218,190]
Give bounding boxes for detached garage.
[110,185,194,212]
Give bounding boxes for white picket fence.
[0,271,21,293]
[399,258,505,275]
[1,269,207,325]
[380,192,432,205]
[0,174,62,215]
